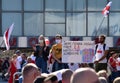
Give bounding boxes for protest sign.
[62,41,95,63]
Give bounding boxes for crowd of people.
[0,34,120,83]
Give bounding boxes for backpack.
[95,44,106,54]
[95,44,110,61]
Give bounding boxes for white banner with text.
[62,41,95,63]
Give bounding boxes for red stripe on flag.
[3,23,14,50]
[5,28,9,46]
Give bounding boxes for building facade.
[0,0,120,47]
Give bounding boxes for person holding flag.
[3,23,14,50]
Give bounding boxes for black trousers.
[95,63,107,72]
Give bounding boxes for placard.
[62,41,95,63]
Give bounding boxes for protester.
[22,63,41,83]
[51,34,68,72]
[70,67,100,83]
[8,54,17,83]
[22,56,35,67]
[108,51,119,83]
[30,52,36,63]
[116,54,120,76]
[33,35,50,73]
[97,70,108,80]
[113,77,120,83]
[108,51,118,71]
[34,76,46,83]
[15,50,22,72]
[94,34,109,72]
[99,77,108,83]
[62,69,73,83]
[48,49,55,73]
[21,53,27,68]
[44,74,58,83]
[0,57,3,72]
[1,57,10,80]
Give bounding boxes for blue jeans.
[35,56,48,73]
[52,60,68,72]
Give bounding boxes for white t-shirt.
[94,43,109,63]
[16,56,22,69]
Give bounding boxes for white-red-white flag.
[102,1,112,17]
[3,23,14,50]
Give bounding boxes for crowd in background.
[0,34,120,83]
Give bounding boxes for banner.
[62,41,95,63]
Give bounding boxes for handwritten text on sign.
[62,41,95,63]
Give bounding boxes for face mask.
[39,40,44,43]
[55,39,61,44]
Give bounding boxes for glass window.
[2,0,21,10]
[24,13,43,36]
[45,0,64,11]
[109,13,120,36]
[67,0,86,11]
[66,13,86,36]
[88,13,108,36]
[45,13,65,23]
[88,0,106,11]
[110,0,120,11]
[2,13,22,36]
[45,24,65,36]
[24,0,43,11]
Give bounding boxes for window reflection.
[67,13,86,36]
[2,13,22,36]
[24,0,43,11]
[88,0,106,11]
[88,13,108,36]
[109,13,120,36]
[24,13,43,36]
[1,0,120,36]
[110,0,120,10]
[45,24,65,36]
[67,0,86,11]
[45,0,64,11]
[45,13,65,23]
[2,0,21,10]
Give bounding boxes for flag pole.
[95,1,112,37]
[95,16,105,36]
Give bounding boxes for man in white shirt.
[16,50,22,72]
[94,34,109,72]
